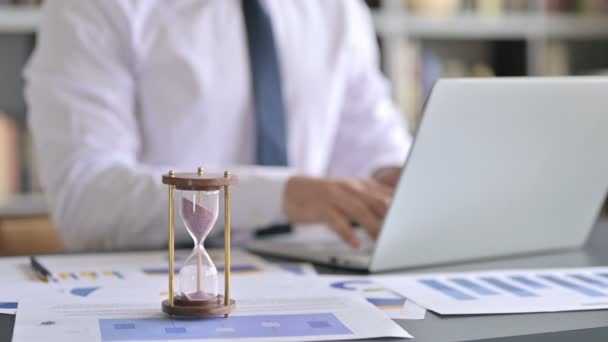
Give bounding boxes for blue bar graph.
[509,275,549,289]
[419,279,476,300]
[450,278,498,295]
[570,274,608,289]
[0,302,17,309]
[481,277,537,297]
[365,298,406,307]
[278,264,306,275]
[540,275,607,297]
[70,287,100,298]
[99,313,352,341]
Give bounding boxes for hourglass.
[161,168,238,317]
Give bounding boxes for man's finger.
[365,180,395,198]
[356,187,391,222]
[324,208,360,248]
[335,185,383,239]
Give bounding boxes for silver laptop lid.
[371,78,608,272]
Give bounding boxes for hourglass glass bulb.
[179,247,218,301]
[181,197,216,244]
[178,189,220,301]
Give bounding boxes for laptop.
[247,77,608,272]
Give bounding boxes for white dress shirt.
[24,0,411,251]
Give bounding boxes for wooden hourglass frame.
[161,168,238,317]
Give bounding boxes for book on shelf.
[577,0,608,14]
[9,0,43,5]
[20,128,41,193]
[476,0,503,17]
[0,112,19,199]
[546,0,608,13]
[0,111,41,197]
[403,0,608,15]
[365,0,382,9]
[394,41,421,132]
[544,41,571,76]
[407,0,462,16]
[393,43,496,132]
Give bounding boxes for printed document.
[379,267,608,315]
[2,273,322,315]
[13,294,411,342]
[36,249,277,284]
[319,275,426,319]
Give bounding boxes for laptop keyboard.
[247,224,376,267]
[330,236,375,255]
[308,229,376,258]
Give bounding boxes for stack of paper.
[9,274,412,341]
[10,247,608,341]
[13,295,410,342]
[2,250,419,341]
[28,250,424,320]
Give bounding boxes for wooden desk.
[0,193,63,255]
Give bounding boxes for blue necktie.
[242,0,289,166]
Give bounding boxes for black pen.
[29,256,52,282]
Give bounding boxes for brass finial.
[224,170,231,178]
[168,170,175,177]
[197,167,204,176]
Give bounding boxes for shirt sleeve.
[325,1,412,179]
[24,0,291,252]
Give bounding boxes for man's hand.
[283,176,393,248]
[373,166,402,188]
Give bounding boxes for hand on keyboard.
[283,176,393,248]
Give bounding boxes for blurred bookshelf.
[0,1,41,200]
[369,0,608,131]
[0,0,608,200]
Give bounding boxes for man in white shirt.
[25,0,411,251]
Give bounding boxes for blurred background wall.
[0,0,607,254]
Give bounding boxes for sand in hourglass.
[181,197,216,301]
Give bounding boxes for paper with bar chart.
[319,275,426,319]
[379,267,608,315]
[35,249,279,284]
[12,295,411,342]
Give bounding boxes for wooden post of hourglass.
[161,169,238,317]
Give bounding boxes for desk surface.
[395,217,608,342]
[3,218,608,342]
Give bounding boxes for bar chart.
[380,268,608,315]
